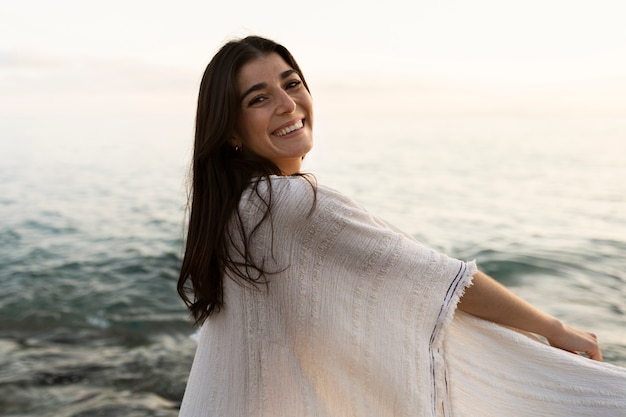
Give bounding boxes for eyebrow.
[239,69,298,103]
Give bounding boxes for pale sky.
[3,0,626,77]
[1,0,625,117]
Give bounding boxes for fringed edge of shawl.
[431,260,477,417]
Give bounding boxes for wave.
[0,250,191,344]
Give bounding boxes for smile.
[273,120,304,137]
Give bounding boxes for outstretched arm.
[458,270,603,361]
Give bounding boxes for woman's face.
[232,53,313,175]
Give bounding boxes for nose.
[275,89,296,114]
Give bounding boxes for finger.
[588,348,603,362]
[586,333,603,361]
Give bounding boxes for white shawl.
[179,176,626,416]
[445,312,626,416]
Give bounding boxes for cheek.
[242,112,268,134]
[302,95,314,119]
[235,115,256,139]
[237,115,269,149]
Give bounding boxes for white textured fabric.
[179,176,626,417]
[179,176,474,417]
[445,311,626,416]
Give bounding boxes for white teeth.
[274,120,303,136]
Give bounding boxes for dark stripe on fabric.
[429,262,467,417]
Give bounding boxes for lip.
[271,118,304,136]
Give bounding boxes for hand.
[546,321,603,361]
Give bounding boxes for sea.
[1,76,625,416]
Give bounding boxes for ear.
[229,135,242,148]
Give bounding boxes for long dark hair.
[177,36,311,325]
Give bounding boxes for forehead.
[236,53,293,89]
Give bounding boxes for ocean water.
[1,80,625,416]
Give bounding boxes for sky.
[1,0,625,118]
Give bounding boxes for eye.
[285,79,302,90]
[247,95,267,107]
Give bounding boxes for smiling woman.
[176,36,626,417]
[232,53,314,175]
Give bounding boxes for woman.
[178,36,626,416]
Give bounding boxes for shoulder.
[271,176,397,237]
[239,175,361,224]
[243,174,344,205]
[269,175,363,216]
